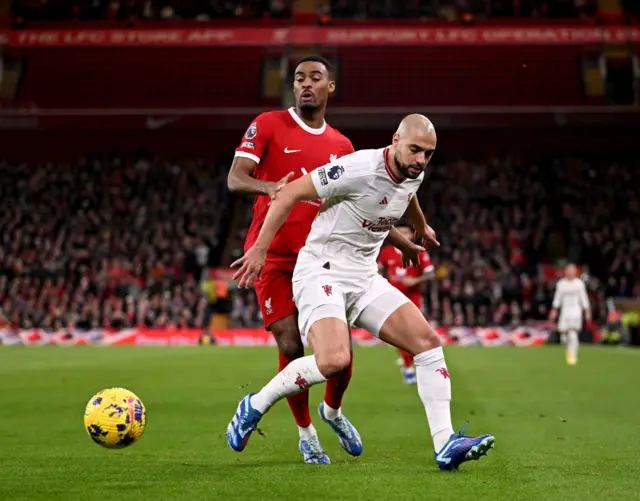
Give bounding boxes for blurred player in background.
[227,55,355,464]
[228,114,494,471]
[378,221,435,384]
[550,264,591,365]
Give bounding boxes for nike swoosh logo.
[146,116,179,130]
[284,148,301,154]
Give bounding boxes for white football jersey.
[294,147,424,280]
[552,278,590,316]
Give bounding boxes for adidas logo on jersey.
[379,196,389,205]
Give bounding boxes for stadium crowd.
[1,154,638,330]
[13,0,636,24]
[412,155,639,328]
[11,0,292,23]
[0,156,228,330]
[228,155,639,328]
[326,0,600,20]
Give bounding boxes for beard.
[297,94,319,111]
[299,101,318,111]
[394,151,424,180]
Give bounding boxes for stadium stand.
[326,0,600,20]
[224,154,639,328]
[1,150,638,330]
[13,0,638,25]
[10,0,293,24]
[1,0,638,340]
[0,156,230,329]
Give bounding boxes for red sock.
[398,349,414,369]
[279,353,312,428]
[323,353,353,410]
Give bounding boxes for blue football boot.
[402,367,417,385]
[226,394,263,452]
[435,423,495,471]
[318,402,363,456]
[299,435,331,464]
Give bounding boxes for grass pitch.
[0,345,638,501]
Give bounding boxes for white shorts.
[558,316,583,332]
[293,271,410,337]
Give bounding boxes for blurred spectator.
[0,155,229,330]
[326,0,607,20]
[622,0,639,19]
[229,289,262,327]
[414,155,640,326]
[228,154,640,328]
[11,0,292,24]
[1,153,638,330]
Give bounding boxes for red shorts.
[408,293,424,314]
[254,260,297,330]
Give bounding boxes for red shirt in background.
[378,245,434,310]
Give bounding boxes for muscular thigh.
[254,262,302,357]
[293,273,351,376]
[352,274,410,336]
[307,318,351,359]
[354,276,439,355]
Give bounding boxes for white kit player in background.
[227,114,495,471]
[550,264,591,365]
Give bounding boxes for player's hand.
[268,172,294,201]
[585,311,592,323]
[401,243,426,268]
[402,277,422,287]
[231,246,267,288]
[414,223,440,248]
[549,310,557,322]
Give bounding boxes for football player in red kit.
[379,221,436,384]
[227,56,356,464]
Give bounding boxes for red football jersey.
[378,245,434,307]
[235,108,354,265]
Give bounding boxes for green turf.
[0,345,638,501]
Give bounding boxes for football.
[84,387,147,449]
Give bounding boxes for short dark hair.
[294,55,332,74]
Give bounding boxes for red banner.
[0,325,555,347]
[1,26,639,48]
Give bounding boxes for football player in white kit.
[550,264,591,365]
[227,114,494,471]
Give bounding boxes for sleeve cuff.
[234,151,260,164]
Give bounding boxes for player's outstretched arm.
[580,282,592,322]
[231,175,319,288]
[227,157,293,198]
[255,175,319,250]
[550,284,561,321]
[406,195,427,227]
[406,195,439,248]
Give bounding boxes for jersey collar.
[384,148,404,184]
[288,108,326,135]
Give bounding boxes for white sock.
[322,402,342,420]
[567,330,579,359]
[414,346,455,452]
[250,355,326,414]
[298,424,318,440]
